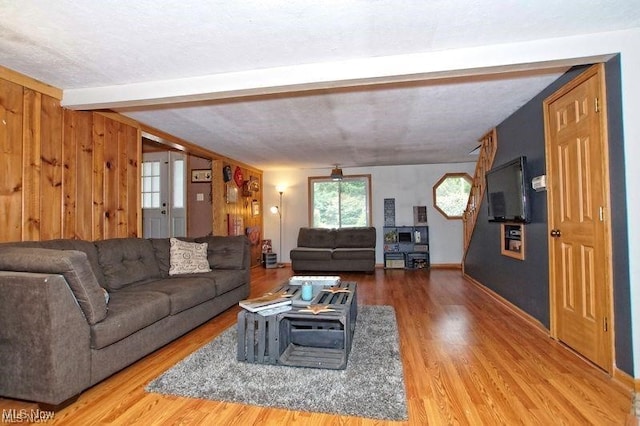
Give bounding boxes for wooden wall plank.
[211,160,226,236]
[62,109,78,239]
[103,117,119,239]
[76,111,95,240]
[0,78,24,242]
[39,94,63,240]
[92,113,106,241]
[126,125,140,237]
[22,89,41,241]
[117,121,128,237]
[63,110,96,240]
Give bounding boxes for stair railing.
[462,129,498,259]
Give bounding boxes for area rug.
[146,305,407,421]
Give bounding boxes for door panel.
[545,64,612,371]
[142,151,186,238]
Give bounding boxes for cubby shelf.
[383,225,430,270]
[501,223,525,260]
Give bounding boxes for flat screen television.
[485,156,530,223]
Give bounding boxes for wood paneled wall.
[0,75,140,242]
[1,67,264,265]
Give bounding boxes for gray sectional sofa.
[0,235,250,407]
[290,227,376,273]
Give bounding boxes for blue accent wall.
[464,57,632,375]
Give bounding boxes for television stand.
[501,223,525,260]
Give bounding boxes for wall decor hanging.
[233,166,244,187]
[223,165,232,182]
[247,176,260,192]
[226,183,238,204]
[246,226,261,245]
[191,169,212,183]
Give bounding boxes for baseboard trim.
[430,263,462,270]
[463,273,548,334]
[376,263,461,270]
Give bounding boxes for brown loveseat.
[290,227,376,273]
[0,235,250,407]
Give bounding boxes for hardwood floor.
[1,267,635,425]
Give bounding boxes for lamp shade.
[330,166,344,181]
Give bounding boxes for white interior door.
[142,151,186,238]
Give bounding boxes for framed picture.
[251,200,260,216]
[226,183,238,204]
[191,169,212,183]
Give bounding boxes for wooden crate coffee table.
[237,280,357,370]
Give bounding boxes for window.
[433,173,472,219]
[309,175,372,228]
[141,161,161,208]
[172,159,184,209]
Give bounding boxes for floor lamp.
[270,190,285,267]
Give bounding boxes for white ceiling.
[1,1,638,171]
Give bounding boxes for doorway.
[543,64,613,372]
[141,151,187,238]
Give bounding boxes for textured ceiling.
[1,1,638,170]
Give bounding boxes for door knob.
[550,229,562,238]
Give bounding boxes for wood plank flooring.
[0,267,635,425]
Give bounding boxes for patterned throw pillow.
[169,238,212,275]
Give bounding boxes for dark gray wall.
[605,55,633,375]
[464,57,632,375]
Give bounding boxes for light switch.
[196,193,204,201]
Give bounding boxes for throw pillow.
[169,238,212,275]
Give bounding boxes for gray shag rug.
[146,305,407,421]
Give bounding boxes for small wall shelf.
[501,223,525,260]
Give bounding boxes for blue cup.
[301,282,313,301]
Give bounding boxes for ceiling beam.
[61,30,625,110]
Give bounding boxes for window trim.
[307,174,373,228]
[432,172,473,220]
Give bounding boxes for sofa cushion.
[332,247,376,260]
[0,247,107,325]
[169,238,212,275]
[196,270,247,295]
[96,238,162,291]
[124,276,217,314]
[195,236,246,270]
[289,247,333,261]
[334,227,376,248]
[297,228,336,248]
[90,290,170,349]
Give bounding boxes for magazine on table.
[239,291,292,312]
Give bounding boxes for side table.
[262,252,277,269]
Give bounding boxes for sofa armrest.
[0,271,91,405]
[0,247,107,324]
